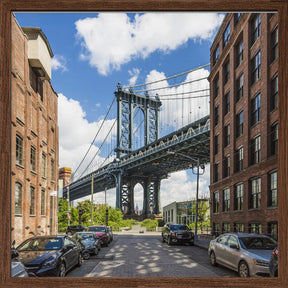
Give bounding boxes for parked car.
[107,226,113,243]
[11,240,30,277]
[208,233,277,277]
[72,232,101,259]
[88,225,109,247]
[66,225,87,236]
[269,247,278,277]
[16,235,83,277]
[162,224,194,246]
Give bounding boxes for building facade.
[11,15,59,245]
[162,199,209,226]
[209,13,278,240]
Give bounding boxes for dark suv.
[162,224,194,246]
[66,225,87,236]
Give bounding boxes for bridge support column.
[143,178,161,216]
[120,178,135,215]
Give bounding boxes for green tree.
[191,200,210,231]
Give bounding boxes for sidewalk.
[194,235,211,250]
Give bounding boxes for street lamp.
[167,150,205,242]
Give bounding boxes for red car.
[88,226,109,247]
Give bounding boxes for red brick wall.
[209,13,278,236]
[11,15,59,245]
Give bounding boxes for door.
[214,234,229,265]
[225,235,240,270]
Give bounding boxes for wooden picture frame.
[0,0,287,287]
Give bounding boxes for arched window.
[15,182,22,215]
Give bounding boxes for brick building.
[11,14,59,245]
[209,13,278,240]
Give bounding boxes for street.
[66,234,238,277]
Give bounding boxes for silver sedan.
[208,233,277,277]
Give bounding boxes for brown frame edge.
[0,0,287,287]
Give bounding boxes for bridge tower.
[114,83,162,216]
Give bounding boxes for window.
[224,91,230,115]
[223,23,230,47]
[268,170,278,207]
[271,75,278,111]
[223,155,230,178]
[51,159,55,181]
[42,153,46,178]
[251,92,261,125]
[223,188,230,212]
[16,135,23,166]
[234,13,242,25]
[213,75,219,98]
[213,191,220,213]
[41,189,46,215]
[30,66,44,100]
[271,122,278,156]
[271,26,278,62]
[213,44,220,65]
[214,134,219,155]
[224,123,230,147]
[235,146,244,172]
[213,223,220,236]
[214,163,220,182]
[249,178,261,209]
[268,222,278,241]
[234,183,244,211]
[30,186,35,215]
[214,104,219,126]
[30,146,36,172]
[236,73,244,101]
[234,223,244,233]
[236,110,244,138]
[222,223,230,234]
[236,39,243,67]
[248,223,262,234]
[251,50,261,84]
[251,14,261,45]
[251,135,261,164]
[15,182,22,215]
[223,59,230,84]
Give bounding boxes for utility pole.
[91,173,94,223]
[105,187,108,227]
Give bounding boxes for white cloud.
[51,55,68,72]
[145,67,210,130]
[58,93,117,178]
[75,12,224,75]
[128,68,140,86]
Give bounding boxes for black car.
[66,225,87,236]
[269,247,278,277]
[162,224,194,246]
[16,235,82,277]
[72,232,101,259]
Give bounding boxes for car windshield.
[170,225,189,231]
[89,226,106,232]
[17,238,62,251]
[239,236,277,250]
[80,234,95,241]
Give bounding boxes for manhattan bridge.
[63,64,211,217]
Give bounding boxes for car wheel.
[58,262,66,277]
[189,241,194,246]
[82,251,90,260]
[167,236,172,246]
[210,251,217,266]
[238,261,249,277]
[77,253,83,266]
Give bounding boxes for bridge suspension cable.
[122,63,210,90]
[72,97,116,178]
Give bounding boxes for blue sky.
[14,12,224,209]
